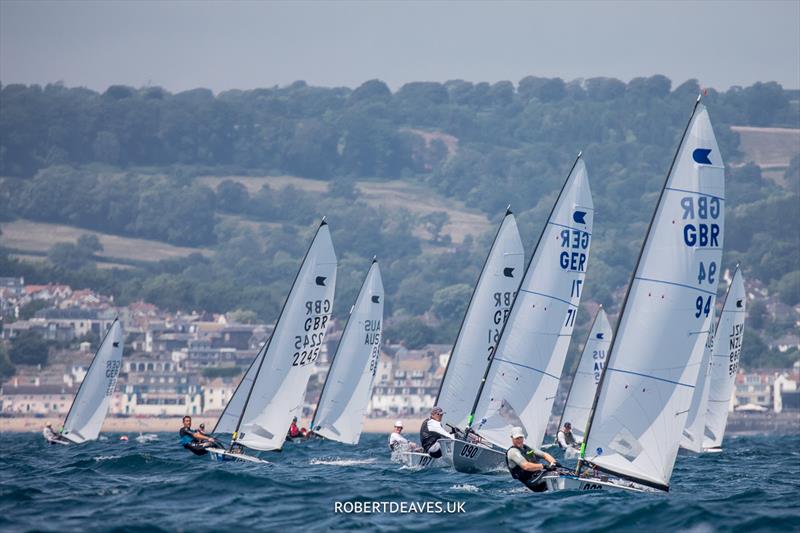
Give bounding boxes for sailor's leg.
[428,442,443,459]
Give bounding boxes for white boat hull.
[45,436,71,446]
[207,447,270,464]
[450,438,506,474]
[542,473,656,493]
[394,451,445,469]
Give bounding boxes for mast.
[62,317,119,431]
[309,257,377,432]
[555,306,603,439]
[576,96,704,484]
[434,207,513,408]
[466,153,583,430]
[230,218,328,450]
[212,337,267,434]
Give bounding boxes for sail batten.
[62,319,124,443]
[581,101,725,489]
[311,261,384,445]
[470,155,593,449]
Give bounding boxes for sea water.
[1,432,798,532]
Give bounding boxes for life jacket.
[179,427,197,446]
[506,444,535,482]
[419,419,441,451]
[557,430,577,449]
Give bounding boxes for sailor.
[388,420,418,451]
[287,417,302,440]
[197,423,208,437]
[557,422,579,449]
[43,423,63,443]
[419,406,452,458]
[179,415,216,455]
[506,427,557,492]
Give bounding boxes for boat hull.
[450,438,506,474]
[542,473,655,493]
[207,447,270,464]
[394,451,446,469]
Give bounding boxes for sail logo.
[503,267,515,278]
[692,148,713,165]
[736,299,743,308]
[371,295,381,303]
[315,276,327,286]
[573,211,587,224]
[596,333,605,340]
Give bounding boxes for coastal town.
[1,276,798,434]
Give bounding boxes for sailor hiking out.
[179,416,217,455]
[419,406,453,458]
[389,420,419,452]
[506,427,557,492]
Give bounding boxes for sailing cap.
[511,427,525,439]
[431,406,445,416]
[394,420,403,427]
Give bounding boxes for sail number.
[728,323,744,376]
[681,196,721,248]
[487,291,514,359]
[697,261,717,285]
[559,229,590,272]
[104,360,120,396]
[293,299,332,367]
[459,444,480,459]
[694,295,712,318]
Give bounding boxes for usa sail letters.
[294,299,332,366]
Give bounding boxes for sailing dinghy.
[545,97,725,493]
[309,259,384,444]
[395,209,524,468]
[702,266,746,452]
[454,154,594,474]
[45,319,124,445]
[679,308,716,453]
[554,307,612,457]
[207,219,337,463]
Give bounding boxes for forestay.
[62,319,124,444]
[311,260,384,445]
[703,267,746,449]
[559,307,612,443]
[436,211,524,430]
[472,155,593,448]
[582,101,725,491]
[680,310,716,452]
[233,221,337,451]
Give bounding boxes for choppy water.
[1,432,798,532]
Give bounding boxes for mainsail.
[213,343,264,434]
[471,155,593,448]
[62,319,124,444]
[558,307,612,443]
[703,267,746,449]
[581,99,725,491]
[310,260,384,444]
[232,220,337,451]
[435,210,524,429]
[680,310,716,452]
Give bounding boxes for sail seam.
[492,357,560,380]
[664,187,725,201]
[607,367,695,388]
[517,289,577,308]
[547,221,592,236]
[634,276,717,296]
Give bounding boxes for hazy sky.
[1,0,798,93]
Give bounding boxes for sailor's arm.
[529,448,556,466]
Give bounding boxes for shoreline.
[0,416,426,435]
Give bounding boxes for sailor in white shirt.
[388,420,418,451]
[419,406,453,458]
[556,422,579,449]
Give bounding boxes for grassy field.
[0,219,212,264]
[198,175,491,244]
[731,126,800,186]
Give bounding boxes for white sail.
[583,101,725,491]
[703,267,746,449]
[311,260,384,444]
[234,221,337,451]
[62,319,124,443]
[472,155,593,448]
[559,307,612,443]
[680,310,715,452]
[436,211,524,429]
[213,344,264,434]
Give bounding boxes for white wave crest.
[310,457,377,466]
